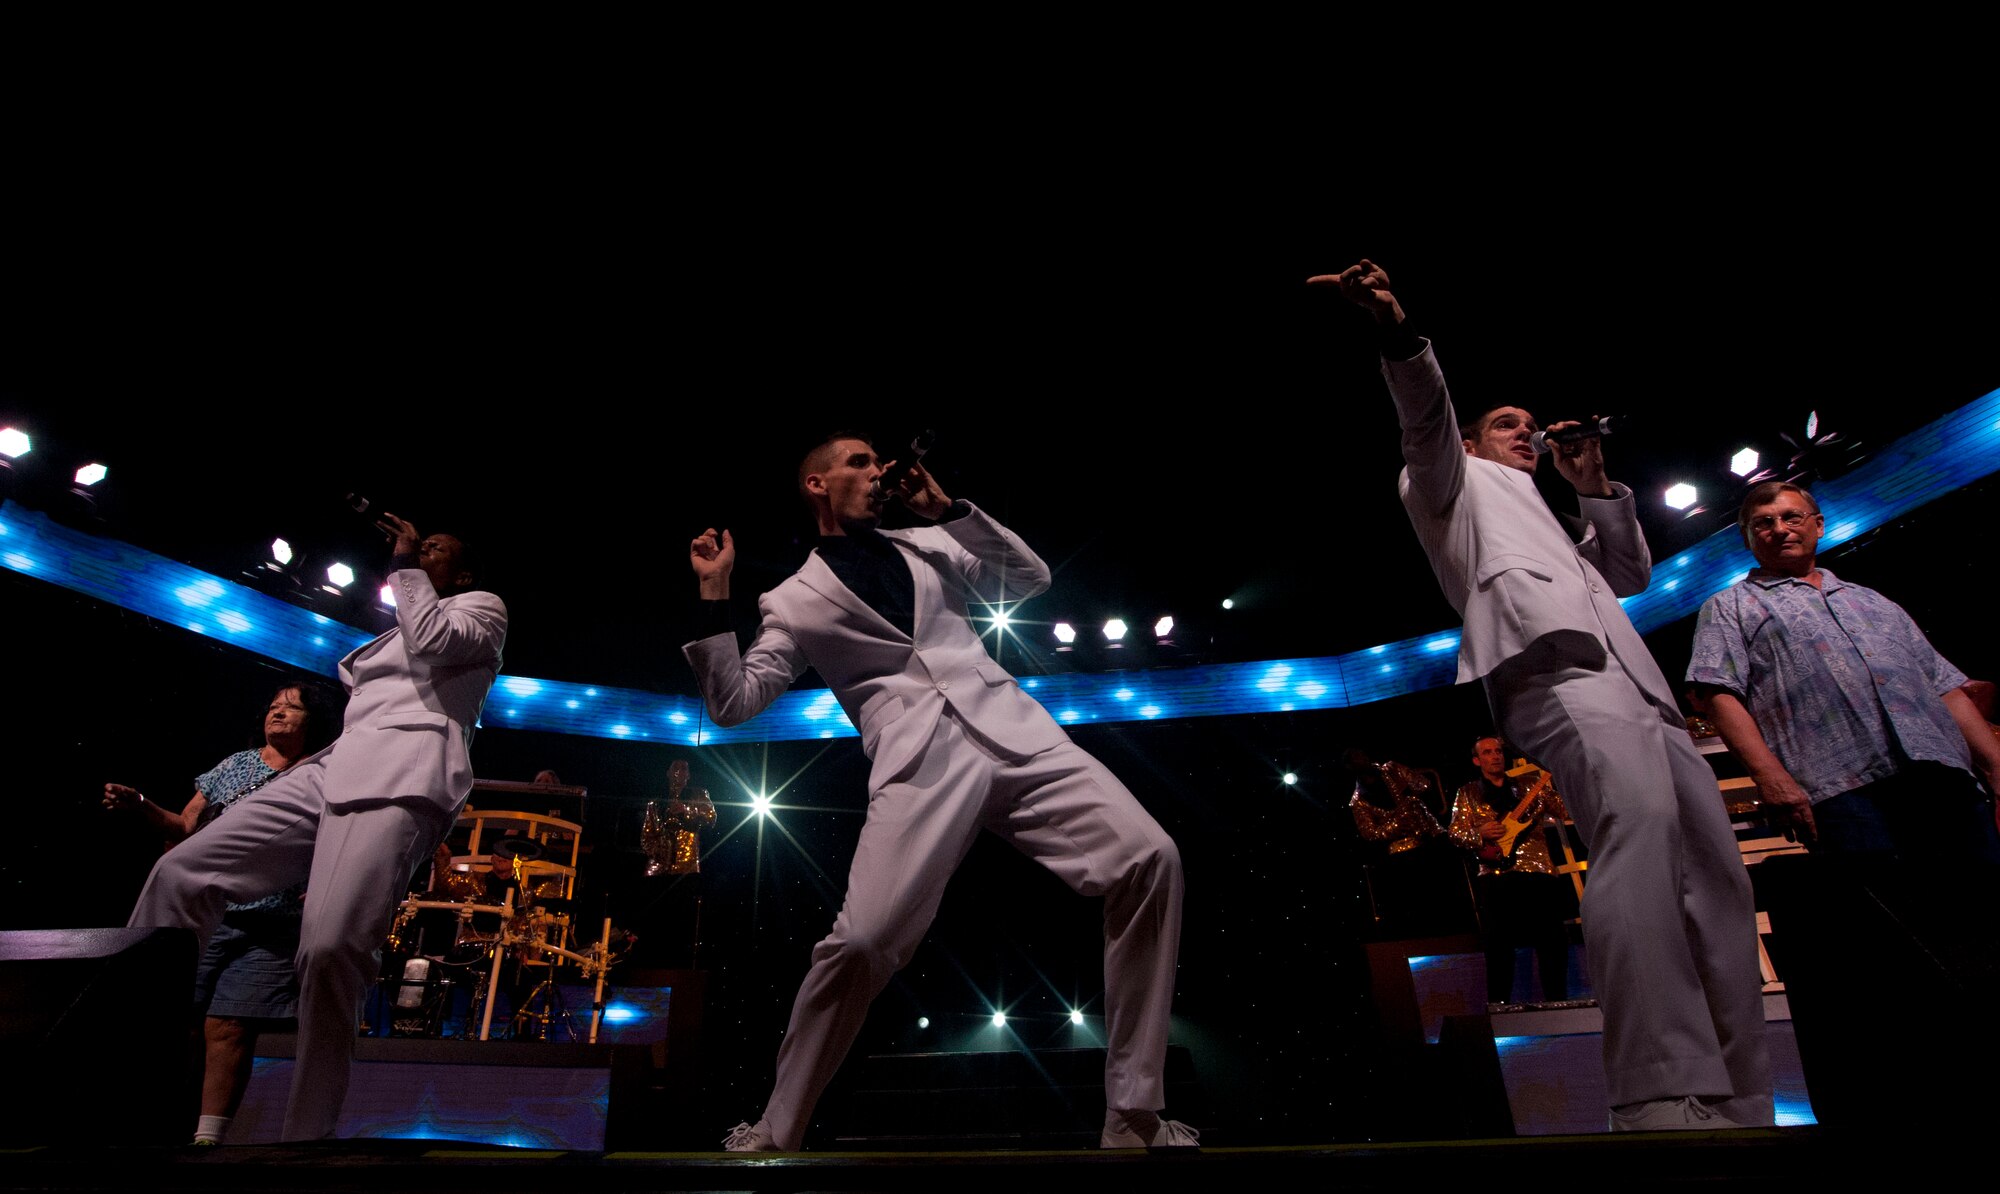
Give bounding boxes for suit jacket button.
[937,681,950,692]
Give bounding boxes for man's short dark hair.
[797,430,875,500]
[1457,403,1522,442]
[1472,734,1503,756]
[1736,481,1819,548]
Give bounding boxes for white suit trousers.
[127,755,447,1140]
[1490,645,1773,1123]
[758,713,1184,1149]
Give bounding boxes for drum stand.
[389,889,618,1043]
[510,976,572,1041]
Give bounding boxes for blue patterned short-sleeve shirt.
[1686,567,1971,804]
[195,749,306,916]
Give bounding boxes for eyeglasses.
[1748,510,1818,535]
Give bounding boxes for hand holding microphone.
[348,493,422,558]
[873,430,950,518]
[1539,416,1619,497]
[1530,415,1625,455]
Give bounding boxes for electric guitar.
[1477,768,1554,867]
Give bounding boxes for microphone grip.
[1531,416,1620,455]
[347,493,400,526]
[874,430,937,500]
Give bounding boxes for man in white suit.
[1312,261,1771,1130]
[686,434,1190,1151]
[130,515,506,1140]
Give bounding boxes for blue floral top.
[195,749,306,917]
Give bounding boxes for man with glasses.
[1688,480,2000,1125]
[1687,480,2000,850]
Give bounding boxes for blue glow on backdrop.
[3,387,1995,743]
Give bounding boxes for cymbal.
[490,836,546,864]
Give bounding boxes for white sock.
[194,1114,231,1144]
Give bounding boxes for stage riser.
[0,928,196,1148]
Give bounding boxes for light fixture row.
[1051,616,1176,645]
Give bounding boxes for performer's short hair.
[1471,734,1503,755]
[1457,403,1525,442]
[1735,481,1819,548]
[797,429,876,500]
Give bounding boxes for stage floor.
[0,1128,1913,1192]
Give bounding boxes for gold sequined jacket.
[1449,777,1569,877]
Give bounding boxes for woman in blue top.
[105,679,344,1144]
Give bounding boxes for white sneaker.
[1608,1096,1744,1132]
[1101,1109,1201,1148]
[721,1120,780,1151]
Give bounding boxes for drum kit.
[381,819,615,1042]
[376,763,709,1044]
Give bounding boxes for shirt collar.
[817,527,897,556]
[1746,565,1845,591]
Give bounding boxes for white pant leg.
[1493,650,1769,1114]
[1661,728,1774,1126]
[982,738,1183,1113]
[759,716,996,1150]
[284,798,444,1141]
[128,760,326,944]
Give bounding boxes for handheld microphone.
[1531,416,1625,455]
[346,492,393,523]
[347,493,414,548]
[872,429,938,502]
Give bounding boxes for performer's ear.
[1462,439,1479,457]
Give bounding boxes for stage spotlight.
[379,584,395,607]
[0,428,29,459]
[1729,448,1759,477]
[1053,622,1077,644]
[1663,483,1698,511]
[325,562,356,589]
[990,608,1012,630]
[1102,619,1127,641]
[1282,772,1298,786]
[72,463,108,487]
[1069,1009,1084,1025]
[1153,616,1174,639]
[917,1016,930,1030]
[751,791,774,818]
[991,1012,1007,1028]
[269,538,294,567]
[1221,598,1234,610]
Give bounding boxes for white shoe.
[721,1120,780,1151]
[1101,1109,1201,1148]
[1608,1096,1744,1132]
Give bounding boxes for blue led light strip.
[3,387,1995,743]
[1618,388,2000,635]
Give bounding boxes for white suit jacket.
[1385,340,1679,715]
[321,569,508,813]
[684,503,1069,787]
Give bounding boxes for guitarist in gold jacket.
[1448,736,1576,1009]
